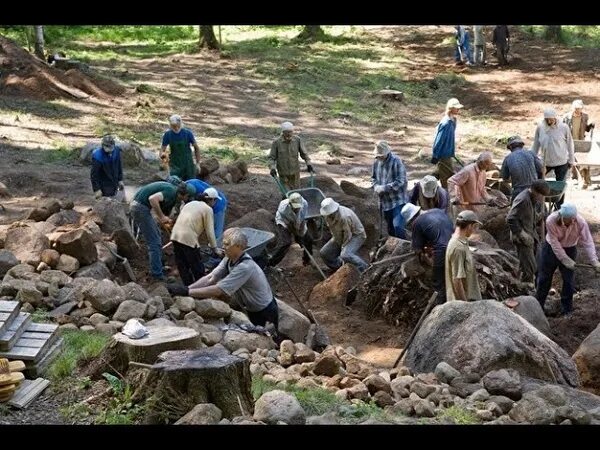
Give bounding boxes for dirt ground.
[1,25,600,371]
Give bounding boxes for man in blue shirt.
[91,135,123,199]
[160,115,202,181]
[185,178,228,244]
[372,141,408,239]
[455,26,474,65]
[402,204,454,304]
[500,135,543,202]
[431,98,463,189]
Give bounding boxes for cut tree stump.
[137,347,254,424]
[378,89,404,101]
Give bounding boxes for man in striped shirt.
[372,141,408,239]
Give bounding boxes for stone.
[175,403,223,425]
[193,324,223,346]
[449,378,484,399]
[48,301,78,317]
[5,225,50,266]
[531,385,567,407]
[74,261,111,280]
[147,297,165,317]
[228,310,252,326]
[277,352,294,367]
[392,399,414,416]
[222,330,276,353]
[60,323,79,331]
[109,320,124,331]
[16,286,43,306]
[482,369,522,401]
[146,318,174,328]
[20,302,35,313]
[347,382,369,401]
[83,279,125,313]
[413,399,436,418]
[309,263,360,305]
[510,295,551,336]
[26,199,61,222]
[554,405,591,425]
[46,209,82,227]
[276,299,311,343]
[364,374,392,395]
[253,390,306,425]
[7,263,36,280]
[35,280,50,295]
[411,382,437,399]
[435,361,461,384]
[96,242,117,269]
[89,313,109,326]
[95,323,119,335]
[488,396,515,415]
[80,325,95,332]
[56,254,80,273]
[39,269,72,287]
[373,391,395,408]
[475,409,494,422]
[335,389,349,401]
[0,250,20,276]
[112,300,148,322]
[175,296,195,314]
[485,402,504,417]
[55,229,97,265]
[509,392,556,424]
[293,346,316,364]
[339,377,361,389]
[468,388,491,403]
[194,299,232,319]
[40,249,60,269]
[306,412,340,425]
[573,323,600,392]
[313,354,341,377]
[296,378,320,390]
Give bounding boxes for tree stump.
[138,347,254,424]
[378,89,404,101]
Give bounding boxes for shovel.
[298,241,326,281]
[99,240,136,282]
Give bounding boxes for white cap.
[204,187,221,200]
[281,121,294,131]
[419,175,439,198]
[572,99,584,109]
[169,114,182,125]
[543,108,557,119]
[401,203,421,225]
[320,198,340,216]
[288,192,303,208]
[373,140,391,158]
[446,98,464,109]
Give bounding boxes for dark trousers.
[432,263,446,304]
[383,204,407,240]
[172,241,205,286]
[247,299,279,330]
[546,163,569,207]
[535,242,576,313]
[269,224,314,266]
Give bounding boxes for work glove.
[592,261,600,273]
[561,257,576,271]
[431,157,439,164]
[374,185,385,195]
[94,190,102,200]
[118,181,124,190]
[270,168,278,177]
[518,230,534,247]
[306,164,315,173]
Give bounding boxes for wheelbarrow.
[240,227,276,259]
[544,180,567,213]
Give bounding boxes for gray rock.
[4,225,50,266]
[48,301,78,317]
[55,229,97,265]
[146,318,174,328]
[228,310,252,326]
[293,344,316,364]
[510,295,551,336]
[253,390,306,425]
[475,409,495,422]
[60,323,79,331]
[373,391,395,408]
[95,241,116,270]
[364,374,392,395]
[468,388,491,403]
[194,323,223,346]
[90,197,134,235]
[47,209,82,227]
[0,278,34,297]
[75,261,111,280]
[482,369,522,400]
[509,393,556,424]
[20,302,35,313]
[175,403,223,425]
[405,300,580,387]
[89,313,109,326]
[83,279,125,313]
[34,280,50,296]
[555,405,591,425]
[485,401,504,417]
[392,399,414,416]
[39,270,72,287]
[109,320,124,331]
[16,286,43,306]
[147,296,165,317]
[7,263,36,280]
[81,220,102,242]
[313,354,341,377]
[531,385,567,407]
[56,254,80,273]
[413,399,436,418]
[175,296,195,314]
[122,282,150,303]
[276,299,311,343]
[95,323,119,335]
[573,323,600,392]
[487,415,518,425]
[148,284,173,308]
[435,361,461,384]
[410,382,437,399]
[488,395,515,415]
[194,299,232,319]
[26,198,61,221]
[449,379,483,399]
[54,285,84,306]
[112,300,148,322]
[306,412,340,425]
[0,250,19,276]
[222,330,276,352]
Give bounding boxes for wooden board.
[25,338,63,378]
[0,322,59,361]
[7,378,50,409]
[0,313,32,351]
[0,301,20,336]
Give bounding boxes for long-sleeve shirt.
[432,115,457,160]
[506,189,544,242]
[371,153,408,211]
[492,26,509,45]
[563,112,592,141]
[412,209,454,265]
[170,200,217,249]
[325,205,366,247]
[275,198,308,237]
[545,211,598,264]
[409,184,450,212]
[447,163,489,205]
[500,147,543,192]
[532,121,575,167]
[90,147,123,196]
[473,26,485,46]
[268,135,311,176]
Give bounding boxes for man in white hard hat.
[532,108,575,206]
[372,140,408,239]
[445,210,483,302]
[402,203,454,303]
[536,203,600,315]
[319,198,368,273]
[563,99,594,189]
[269,121,313,191]
[408,175,450,212]
[431,98,463,189]
[90,134,124,200]
[268,192,314,267]
[160,115,202,181]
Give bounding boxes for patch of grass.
[30,308,51,323]
[521,25,600,48]
[95,379,144,425]
[0,403,10,416]
[60,402,93,423]
[204,142,267,164]
[439,405,481,424]
[42,141,77,163]
[46,330,110,381]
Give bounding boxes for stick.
[299,242,326,280]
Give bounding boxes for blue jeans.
[535,242,576,313]
[131,203,164,278]
[320,235,368,272]
[214,208,226,246]
[384,204,406,240]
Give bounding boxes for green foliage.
[42,142,76,163]
[438,405,481,424]
[521,25,600,48]
[95,380,143,425]
[46,330,110,380]
[30,308,51,323]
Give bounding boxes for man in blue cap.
[91,135,124,200]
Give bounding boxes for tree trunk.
[136,348,254,424]
[198,25,220,50]
[544,25,563,43]
[295,25,327,42]
[33,26,45,59]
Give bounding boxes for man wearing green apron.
[160,115,202,181]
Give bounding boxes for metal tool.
[99,240,136,281]
[298,242,326,280]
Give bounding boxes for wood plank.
[0,328,59,361]
[25,338,63,378]
[8,378,51,409]
[26,323,58,333]
[0,303,20,336]
[0,313,32,351]
[14,338,47,349]
[20,331,53,340]
[0,300,19,313]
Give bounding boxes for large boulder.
[482,369,522,400]
[276,299,311,343]
[253,390,306,425]
[509,296,551,336]
[0,250,19,276]
[46,209,82,227]
[74,261,111,280]
[40,249,60,269]
[55,229,97,265]
[573,323,600,392]
[112,228,139,259]
[112,300,148,322]
[404,300,580,387]
[122,282,150,303]
[83,279,126,313]
[309,263,360,304]
[222,330,276,353]
[88,197,133,235]
[26,198,61,222]
[56,254,80,273]
[5,225,50,266]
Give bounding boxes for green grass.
[438,405,481,425]
[520,25,600,48]
[30,308,51,323]
[41,141,78,163]
[46,330,110,381]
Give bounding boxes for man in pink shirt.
[448,152,503,213]
[536,203,600,315]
